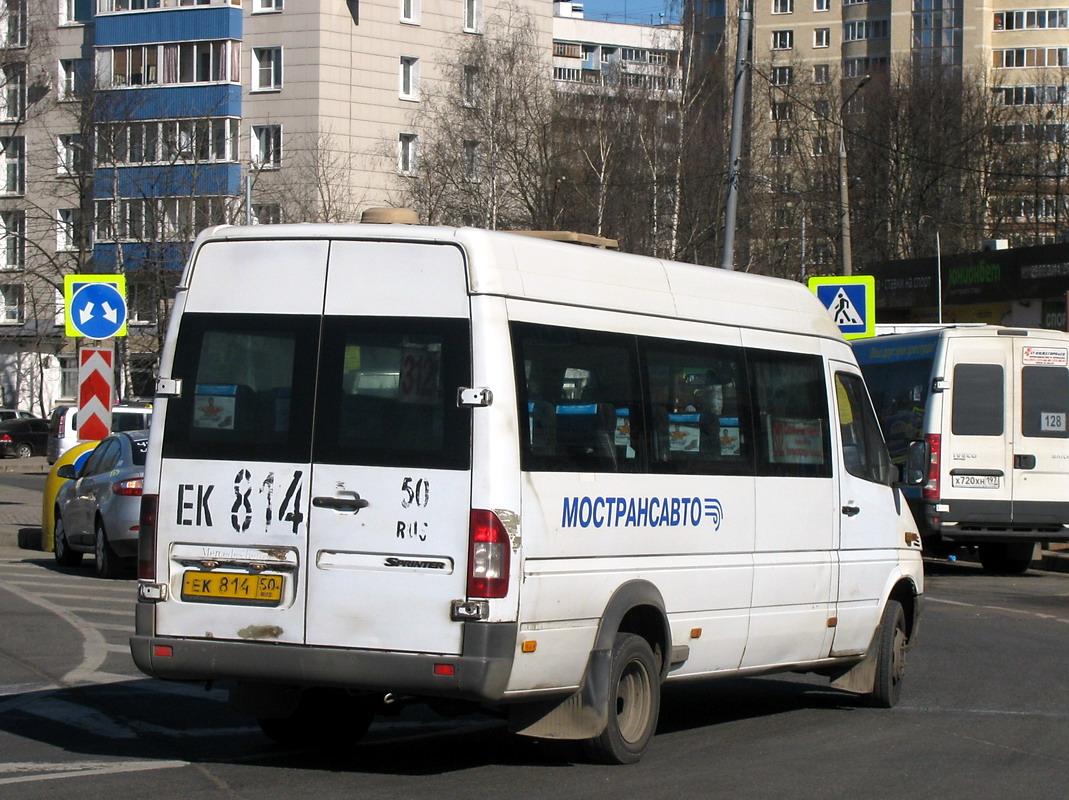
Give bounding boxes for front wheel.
[582,633,660,764]
[867,599,907,708]
[53,514,83,567]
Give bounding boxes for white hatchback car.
[47,403,152,464]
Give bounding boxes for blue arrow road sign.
[68,281,127,339]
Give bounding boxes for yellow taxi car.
[42,440,100,553]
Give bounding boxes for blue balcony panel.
[95,85,241,122]
[94,163,242,198]
[94,242,189,272]
[95,7,241,45]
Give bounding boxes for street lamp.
[839,74,870,276]
[921,215,943,324]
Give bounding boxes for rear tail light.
[467,509,510,599]
[57,414,66,437]
[0,434,10,443]
[113,478,144,496]
[923,434,941,500]
[138,494,158,581]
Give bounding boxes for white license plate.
[951,474,1000,489]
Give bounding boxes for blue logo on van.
[561,496,723,530]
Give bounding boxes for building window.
[251,124,282,168]
[0,137,23,195]
[463,0,481,31]
[773,0,793,13]
[1,210,23,269]
[253,0,283,11]
[463,140,480,181]
[400,56,419,99]
[772,101,792,120]
[59,59,85,100]
[57,133,85,174]
[398,132,417,174]
[813,63,829,83]
[814,27,830,47]
[813,136,829,155]
[0,63,24,121]
[772,30,794,49]
[57,208,81,251]
[400,0,419,23]
[601,46,616,62]
[994,9,1069,31]
[771,65,793,85]
[0,283,22,323]
[61,0,78,24]
[462,64,479,106]
[554,41,582,58]
[553,67,581,82]
[812,99,830,119]
[252,203,281,224]
[815,0,829,10]
[59,353,77,398]
[3,0,24,48]
[771,137,792,156]
[844,19,888,41]
[253,46,282,91]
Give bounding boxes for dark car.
[0,417,49,458]
[53,430,148,577]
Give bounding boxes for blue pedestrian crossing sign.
[807,275,875,340]
[64,274,128,339]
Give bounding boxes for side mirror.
[56,464,77,480]
[899,440,928,487]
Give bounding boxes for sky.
[572,0,678,25]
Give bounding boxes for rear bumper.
[130,610,518,704]
[916,498,1069,542]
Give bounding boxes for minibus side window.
[951,363,1003,436]
[512,322,642,473]
[857,358,931,465]
[835,372,894,486]
[1021,366,1069,439]
[642,340,753,476]
[749,351,832,478]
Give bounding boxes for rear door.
[305,240,473,654]
[942,342,1014,511]
[1012,341,1069,525]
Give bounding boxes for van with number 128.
[131,215,924,764]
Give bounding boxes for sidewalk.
[0,457,54,551]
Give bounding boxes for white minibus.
[131,221,924,764]
[854,325,1069,573]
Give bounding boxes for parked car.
[0,408,36,421]
[53,430,148,578]
[0,417,49,458]
[47,403,152,464]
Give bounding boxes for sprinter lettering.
[561,496,723,531]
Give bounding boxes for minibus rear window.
[951,364,1004,436]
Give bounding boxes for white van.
[854,325,1069,573]
[131,222,924,764]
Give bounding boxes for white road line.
[928,595,1069,623]
[59,606,133,617]
[94,622,133,632]
[0,760,188,786]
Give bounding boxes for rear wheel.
[867,599,907,708]
[978,542,1034,575]
[258,689,376,747]
[582,633,660,764]
[94,521,123,579]
[15,442,32,459]
[53,514,83,567]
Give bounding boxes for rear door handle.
[1014,454,1036,470]
[841,504,860,517]
[312,493,370,512]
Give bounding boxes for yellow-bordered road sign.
[808,275,875,340]
[64,274,128,338]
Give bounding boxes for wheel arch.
[591,579,672,679]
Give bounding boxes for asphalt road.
[2,472,1069,798]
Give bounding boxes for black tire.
[978,542,1034,575]
[94,521,123,579]
[53,514,83,567]
[867,599,907,708]
[258,689,376,747]
[15,442,32,459]
[582,633,660,765]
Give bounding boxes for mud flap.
[508,647,611,739]
[829,650,877,695]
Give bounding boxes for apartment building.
[0,0,550,413]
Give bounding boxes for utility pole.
[720,0,752,271]
[838,74,869,276]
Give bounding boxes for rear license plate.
[181,571,284,606]
[951,474,1000,489]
